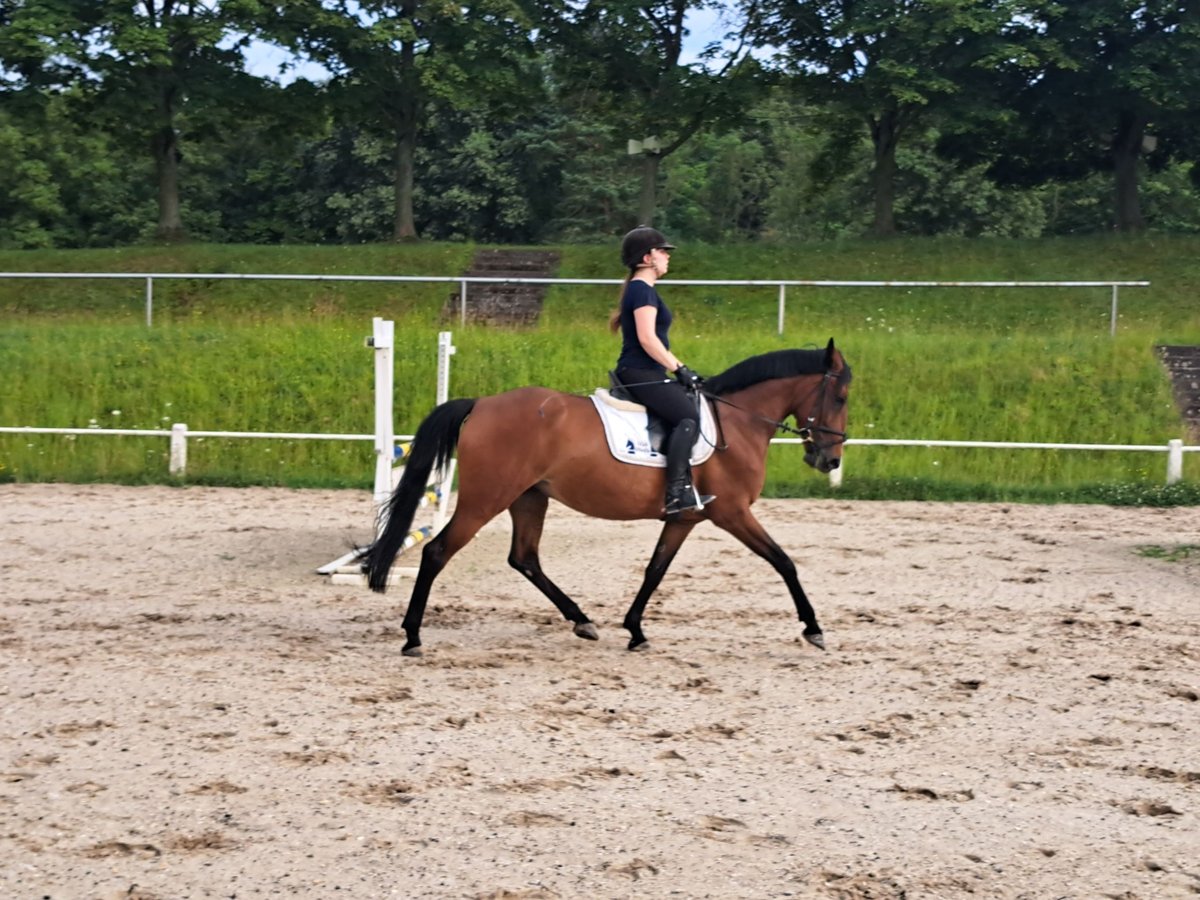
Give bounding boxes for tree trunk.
[393,0,419,242]
[152,81,185,242]
[1112,108,1146,233]
[869,110,900,236]
[394,122,418,242]
[637,153,660,226]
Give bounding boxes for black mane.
[705,348,850,397]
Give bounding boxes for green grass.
[1134,543,1199,561]
[1,237,1197,502]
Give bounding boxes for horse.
[364,340,851,657]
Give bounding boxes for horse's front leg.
[623,520,697,651]
[711,508,825,650]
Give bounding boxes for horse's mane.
[705,348,851,397]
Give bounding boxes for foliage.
[0,0,284,240]
[280,0,542,240]
[4,3,1200,245]
[532,0,767,224]
[970,0,1200,232]
[756,0,1037,235]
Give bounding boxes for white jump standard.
[317,318,456,585]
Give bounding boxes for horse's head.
[704,343,851,475]
[796,339,851,473]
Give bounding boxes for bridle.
[795,369,848,453]
[702,368,847,453]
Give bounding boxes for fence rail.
[4,426,1193,485]
[772,437,1193,486]
[0,271,1151,335]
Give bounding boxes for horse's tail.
[364,398,477,593]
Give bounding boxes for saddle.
[590,373,717,468]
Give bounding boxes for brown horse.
[365,341,851,656]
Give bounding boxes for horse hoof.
[803,632,826,651]
[401,645,423,658]
[627,640,651,652]
[574,622,599,641]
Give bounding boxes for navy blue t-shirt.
[616,280,672,372]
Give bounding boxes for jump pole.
[319,319,456,584]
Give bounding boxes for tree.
[0,0,284,242]
[758,0,1034,235]
[0,90,153,248]
[277,0,540,241]
[987,0,1200,232]
[533,0,766,227]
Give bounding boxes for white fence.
[772,438,1193,486]
[1,428,1191,485]
[0,271,1151,335]
[1,318,1194,486]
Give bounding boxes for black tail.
[364,398,477,592]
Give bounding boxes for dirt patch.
[1,484,1198,897]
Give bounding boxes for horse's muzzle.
[805,446,841,473]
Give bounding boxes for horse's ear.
[824,338,835,367]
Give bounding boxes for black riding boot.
[663,419,715,517]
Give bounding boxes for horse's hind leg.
[507,489,598,642]
[400,509,494,657]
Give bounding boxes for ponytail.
[609,271,634,333]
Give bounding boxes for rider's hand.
[674,364,703,390]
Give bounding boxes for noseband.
[797,370,848,453]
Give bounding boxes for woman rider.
[611,225,715,518]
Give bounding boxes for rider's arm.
[633,306,682,373]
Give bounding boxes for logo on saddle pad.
[590,390,717,468]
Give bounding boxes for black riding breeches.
[615,366,700,427]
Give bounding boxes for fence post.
[459,280,468,326]
[1166,439,1183,485]
[371,317,395,508]
[1110,285,1119,337]
[169,423,187,475]
[435,331,456,528]
[777,284,786,335]
[437,331,456,405]
[146,277,154,328]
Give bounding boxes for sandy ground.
[1,483,1198,900]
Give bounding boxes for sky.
[241,6,736,83]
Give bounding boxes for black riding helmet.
[621,226,676,270]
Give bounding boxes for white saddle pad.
[590,389,717,468]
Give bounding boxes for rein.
[701,370,847,447]
[604,371,847,450]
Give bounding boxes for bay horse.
[364,340,851,656]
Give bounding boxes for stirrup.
[664,485,716,516]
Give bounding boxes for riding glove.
[674,364,704,390]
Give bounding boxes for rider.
[610,225,715,518]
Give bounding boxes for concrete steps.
[444,249,561,326]
[1157,345,1200,441]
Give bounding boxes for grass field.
[1,236,1198,503]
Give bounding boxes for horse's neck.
[727,378,801,432]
